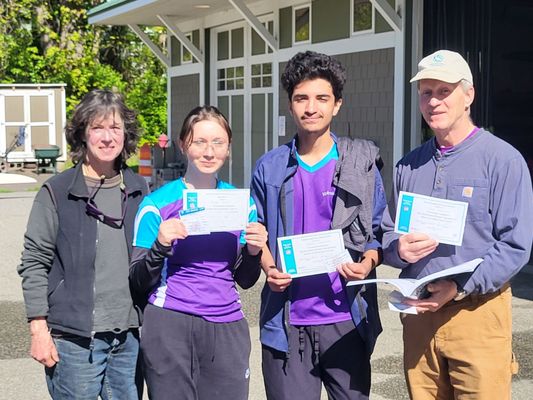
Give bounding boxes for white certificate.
[179,208,210,236]
[277,230,347,278]
[183,189,249,232]
[394,191,468,246]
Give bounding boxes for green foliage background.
[0,0,167,145]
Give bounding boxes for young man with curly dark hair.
[18,89,149,399]
[251,51,386,399]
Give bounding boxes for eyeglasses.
[85,178,128,228]
[190,139,229,153]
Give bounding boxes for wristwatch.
[453,280,467,301]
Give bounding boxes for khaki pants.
[401,285,518,400]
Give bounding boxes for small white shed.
[0,83,67,165]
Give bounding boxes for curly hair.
[65,89,140,168]
[179,105,232,149]
[281,51,346,101]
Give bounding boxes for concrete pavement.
[1,172,532,399]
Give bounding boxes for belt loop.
[313,330,320,367]
[298,326,305,361]
[89,332,95,363]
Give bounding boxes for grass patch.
[0,188,13,193]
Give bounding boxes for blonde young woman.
[130,105,267,400]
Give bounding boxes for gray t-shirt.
[86,174,139,332]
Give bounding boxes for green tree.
[0,0,167,144]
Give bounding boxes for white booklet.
[346,258,483,313]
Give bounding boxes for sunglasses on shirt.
[85,177,128,229]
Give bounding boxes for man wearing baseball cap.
[381,49,533,399]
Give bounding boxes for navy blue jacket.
[251,134,386,355]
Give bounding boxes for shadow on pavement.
[511,265,533,301]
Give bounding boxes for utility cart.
[34,145,61,174]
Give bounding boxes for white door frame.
[0,89,56,161]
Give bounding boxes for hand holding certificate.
[183,189,249,232]
[394,191,469,246]
[179,207,210,236]
[277,230,350,278]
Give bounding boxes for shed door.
[0,90,55,161]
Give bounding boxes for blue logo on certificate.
[281,239,297,274]
[397,194,414,233]
[186,192,198,209]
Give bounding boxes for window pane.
[235,66,244,77]
[227,80,235,90]
[262,76,272,87]
[236,78,244,90]
[252,77,261,88]
[231,28,244,58]
[217,31,229,60]
[295,7,310,42]
[182,47,192,63]
[251,64,261,76]
[251,28,265,56]
[263,63,272,74]
[182,33,193,62]
[218,80,226,91]
[218,69,225,79]
[354,0,372,32]
[227,67,235,78]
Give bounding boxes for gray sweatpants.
[140,304,251,400]
[262,320,370,400]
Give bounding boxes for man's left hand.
[403,279,458,313]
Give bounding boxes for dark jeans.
[262,320,370,400]
[45,329,140,400]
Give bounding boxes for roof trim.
[0,83,67,88]
[88,0,134,17]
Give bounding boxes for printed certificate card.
[179,208,210,236]
[277,230,347,278]
[394,191,468,246]
[183,189,249,232]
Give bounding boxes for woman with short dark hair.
[18,89,149,399]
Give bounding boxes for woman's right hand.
[157,218,188,246]
[30,318,59,368]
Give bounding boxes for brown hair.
[179,105,232,149]
[65,89,140,168]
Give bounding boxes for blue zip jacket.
[251,134,386,355]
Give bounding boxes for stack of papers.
[346,258,483,314]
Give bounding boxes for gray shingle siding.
[277,48,394,192]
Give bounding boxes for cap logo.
[433,54,444,63]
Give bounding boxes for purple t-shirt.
[289,144,352,325]
[133,178,256,323]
